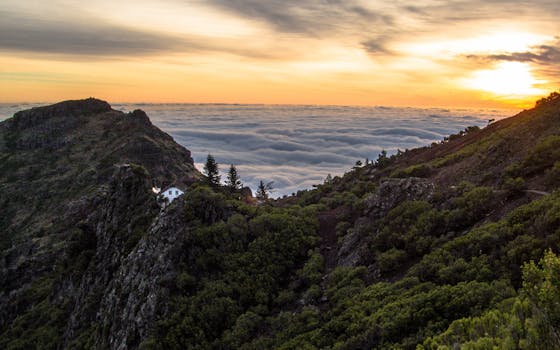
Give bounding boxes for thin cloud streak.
[0,10,191,56]
[205,0,392,35]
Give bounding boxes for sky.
[1,0,559,107]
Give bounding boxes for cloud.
[0,8,290,60]
[0,9,193,56]
[103,103,513,196]
[466,39,560,82]
[396,0,560,24]
[469,40,560,64]
[205,0,392,35]
[361,39,391,55]
[2,0,558,68]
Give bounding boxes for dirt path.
[494,189,550,197]
[524,189,549,196]
[318,209,341,272]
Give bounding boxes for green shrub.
[184,185,228,225]
[522,135,560,174]
[377,248,407,273]
[424,251,560,349]
[545,161,560,188]
[390,164,433,178]
[335,221,351,238]
[299,250,325,286]
[503,176,526,196]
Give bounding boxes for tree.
[226,164,242,191]
[375,150,390,168]
[203,154,220,186]
[353,160,363,170]
[535,91,560,106]
[256,180,274,200]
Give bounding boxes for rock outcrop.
[364,177,435,219]
[55,165,191,348]
[337,177,435,268]
[0,99,201,349]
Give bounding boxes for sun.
[463,61,546,99]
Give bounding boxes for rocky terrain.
[0,99,199,348]
[1,94,560,349]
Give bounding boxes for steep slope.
[0,99,200,348]
[265,93,560,349]
[384,93,560,189]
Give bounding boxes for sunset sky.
[1,0,559,107]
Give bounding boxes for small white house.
[161,186,185,203]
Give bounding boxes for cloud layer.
[0,103,515,196]
[112,104,512,196]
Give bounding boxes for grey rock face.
[337,217,372,267]
[0,99,202,349]
[364,177,435,219]
[100,201,188,350]
[336,177,435,269]
[60,165,189,349]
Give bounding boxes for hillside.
[1,95,560,349]
[0,99,200,349]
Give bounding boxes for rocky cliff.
[0,99,200,348]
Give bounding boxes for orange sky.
[1,0,559,108]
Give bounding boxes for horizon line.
[0,100,521,112]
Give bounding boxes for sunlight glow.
[462,62,546,97]
[402,31,550,57]
[1,0,558,108]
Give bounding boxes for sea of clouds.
[0,103,514,196]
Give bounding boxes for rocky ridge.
[0,99,200,348]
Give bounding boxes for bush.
[447,185,494,229]
[522,135,560,174]
[184,185,229,225]
[335,221,351,238]
[545,161,560,188]
[377,248,407,273]
[503,176,526,196]
[535,91,560,106]
[424,251,560,349]
[390,164,433,178]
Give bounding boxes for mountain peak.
[15,97,111,117]
[7,98,112,131]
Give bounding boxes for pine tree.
[353,160,363,170]
[203,154,220,186]
[225,164,242,191]
[376,150,390,168]
[256,180,273,200]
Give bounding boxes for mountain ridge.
[0,99,201,348]
[1,95,560,349]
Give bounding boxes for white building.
[161,186,185,203]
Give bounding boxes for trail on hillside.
[525,189,549,196]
